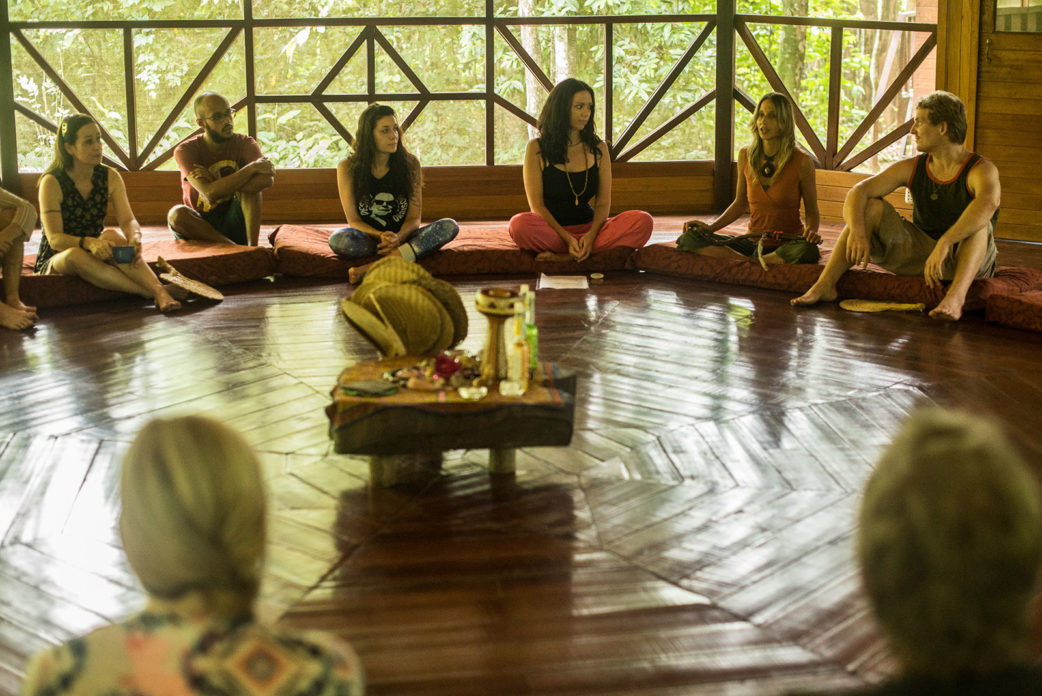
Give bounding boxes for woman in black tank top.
[330,103,458,283]
[508,78,652,262]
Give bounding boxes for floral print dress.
[34,164,108,273]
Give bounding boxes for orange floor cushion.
[268,223,638,279]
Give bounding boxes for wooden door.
[974,0,1042,242]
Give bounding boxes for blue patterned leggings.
[328,218,459,262]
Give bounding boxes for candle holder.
[475,288,519,386]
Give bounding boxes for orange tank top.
[744,149,805,237]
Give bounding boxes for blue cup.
[111,245,135,264]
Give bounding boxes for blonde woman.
[679,92,821,264]
[21,415,365,695]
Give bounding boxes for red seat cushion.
[634,242,1042,312]
[986,290,1042,333]
[268,223,637,279]
[16,240,275,308]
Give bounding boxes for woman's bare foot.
[791,284,837,307]
[535,251,574,263]
[348,264,371,284]
[154,286,182,313]
[0,303,35,330]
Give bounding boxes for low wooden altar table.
[326,357,576,486]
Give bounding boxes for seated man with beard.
[167,92,274,246]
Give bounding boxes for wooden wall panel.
[814,169,912,225]
[972,14,1042,243]
[937,0,981,148]
[17,161,905,230]
[19,162,715,226]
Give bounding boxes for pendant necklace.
[760,153,777,179]
[566,144,589,206]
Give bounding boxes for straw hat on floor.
[340,257,467,357]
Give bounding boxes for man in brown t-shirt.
[168,92,274,246]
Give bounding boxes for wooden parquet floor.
[3,255,1042,695]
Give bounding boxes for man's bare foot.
[535,251,573,263]
[0,303,35,330]
[154,287,182,313]
[791,284,838,307]
[928,297,963,321]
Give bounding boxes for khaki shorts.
[871,202,997,279]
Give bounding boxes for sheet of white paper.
[537,273,590,290]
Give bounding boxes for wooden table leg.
[488,448,516,475]
[369,453,443,487]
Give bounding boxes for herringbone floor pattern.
[2,267,1042,695]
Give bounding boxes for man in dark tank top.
[793,91,1000,321]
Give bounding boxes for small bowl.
[111,245,135,264]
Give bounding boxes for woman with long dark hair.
[509,78,653,262]
[36,114,182,312]
[330,103,458,283]
[678,92,822,264]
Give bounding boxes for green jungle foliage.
[9,0,930,173]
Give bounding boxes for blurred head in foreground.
[120,415,266,618]
[858,407,1041,678]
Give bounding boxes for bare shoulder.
[106,166,127,194]
[595,140,611,159]
[737,147,749,164]
[38,173,61,201]
[336,157,353,181]
[798,151,816,173]
[969,154,1000,180]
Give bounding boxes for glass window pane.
[738,0,923,23]
[494,103,533,165]
[16,30,129,166]
[840,28,935,173]
[497,0,713,16]
[630,103,715,162]
[612,23,714,160]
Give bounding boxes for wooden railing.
[1,2,936,211]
